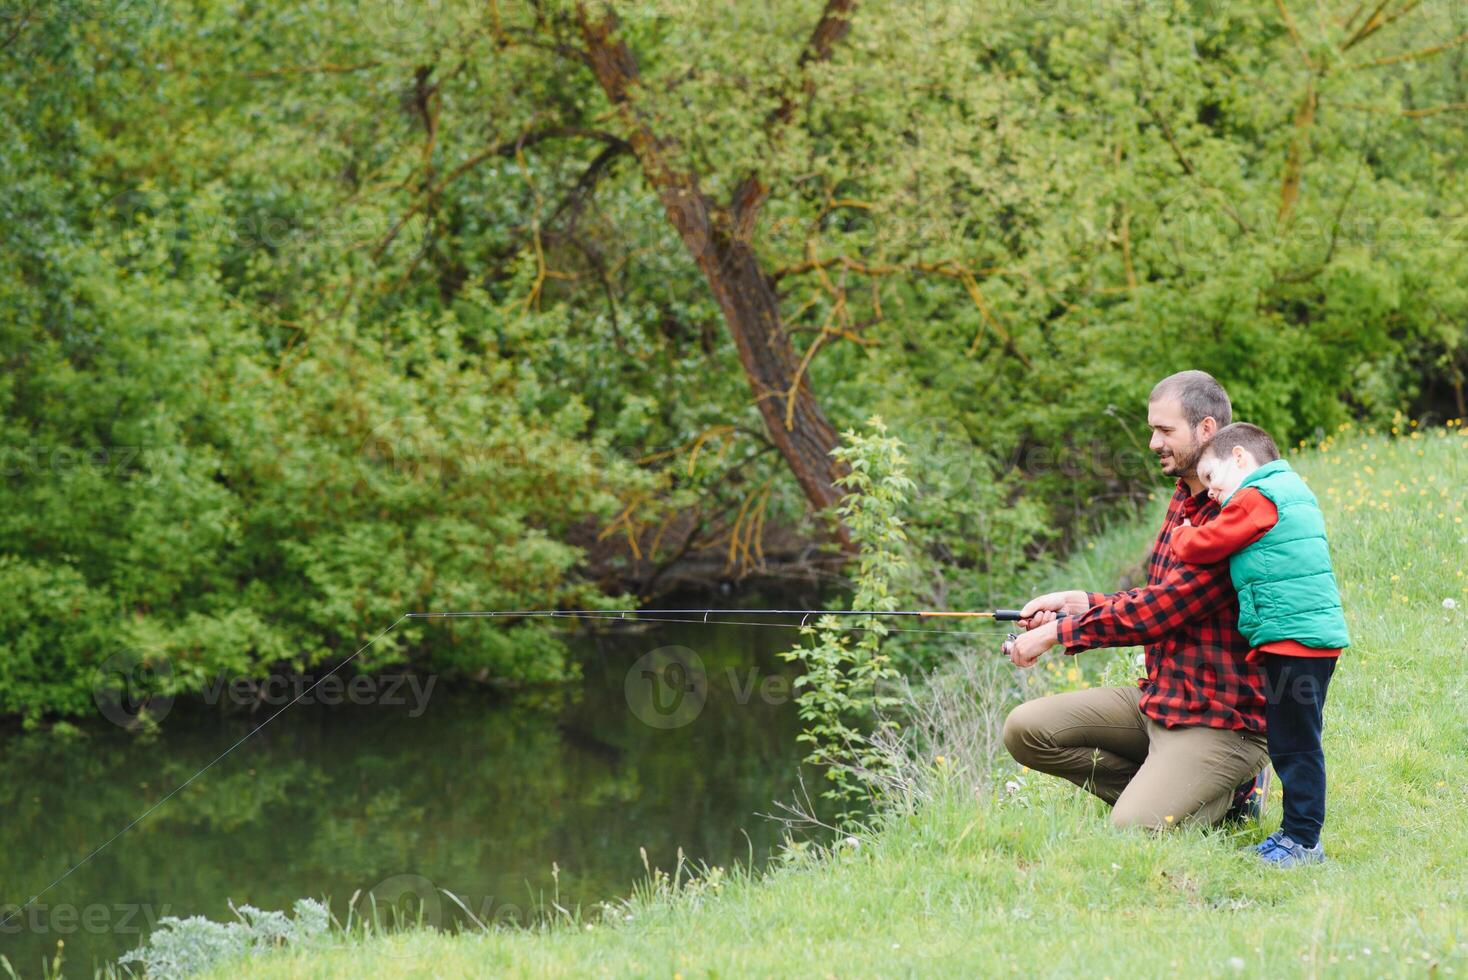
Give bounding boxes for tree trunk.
[696,198,850,526]
[578,5,853,546]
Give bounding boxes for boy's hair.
[1149,370,1232,429]
[1200,422,1281,465]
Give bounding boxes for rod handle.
[993,609,1026,621]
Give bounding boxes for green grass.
[216,425,1468,978]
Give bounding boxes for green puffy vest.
[1222,459,1350,650]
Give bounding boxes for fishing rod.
[405,607,1032,640]
[407,608,1029,621]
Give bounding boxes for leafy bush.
[117,900,330,980]
[0,181,638,724]
[783,418,913,817]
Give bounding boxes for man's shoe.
[1223,767,1271,824]
[1257,834,1325,868]
[1253,829,1284,854]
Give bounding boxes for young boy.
[1169,422,1349,867]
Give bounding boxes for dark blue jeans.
[1263,654,1336,848]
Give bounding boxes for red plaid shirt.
[1055,480,1268,732]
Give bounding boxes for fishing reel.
[996,609,1068,659]
[995,609,1024,659]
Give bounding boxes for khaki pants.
[1002,686,1269,830]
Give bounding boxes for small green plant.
[783,417,914,820]
[116,899,329,979]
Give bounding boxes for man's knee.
[1109,798,1171,832]
[1110,790,1226,831]
[1002,700,1046,766]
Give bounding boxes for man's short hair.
[1200,422,1281,464]
[1149,370,1232,429]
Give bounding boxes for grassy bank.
[202,425,1467,977]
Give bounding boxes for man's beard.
[1157,442,1200,477]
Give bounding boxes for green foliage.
[0,222,638,721]
[3,0,1467,719]
[0,22,642,721]
[117,899,330,980]
[782,418,911,815]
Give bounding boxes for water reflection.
[0,621,821,974]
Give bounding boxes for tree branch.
[1356,29,1468,68]
[497,25,593,69]
[1277,78,1318,226]
[1275,0,1314,70]
[769,0,858,128]
[371,127,629,260]
[1340,0,1425,52]
[1402,101,1468,117]
[243,61,382,79]
[1,3,35,52]
[546,139,635,232]
[1133,33,1252,234]
[1340,0,1395,51]
[1341,99,1468,117]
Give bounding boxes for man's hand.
[1004,619,1061,668]
[1019,590,1091,629]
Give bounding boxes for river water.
[1,620,822,975]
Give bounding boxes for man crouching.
[1001,370,1269,830]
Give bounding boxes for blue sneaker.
[1253,830,1284,854]
[1257,834,1325,868]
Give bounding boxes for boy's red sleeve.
[1169,488,1278,564]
